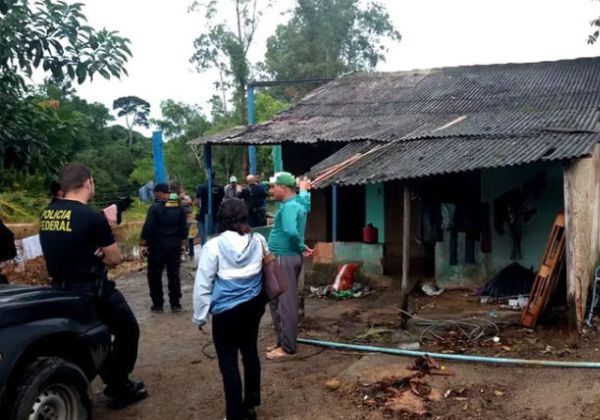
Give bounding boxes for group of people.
[193,171,311,419]
[33,162,311,419]
[196,174,269,245]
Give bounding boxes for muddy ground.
[92,261,600,420]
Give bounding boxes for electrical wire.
[397,309,500,344]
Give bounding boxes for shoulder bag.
[261,241,287,300]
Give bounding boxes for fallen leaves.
[353,356,450,416]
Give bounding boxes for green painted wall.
[365,183,385,242]
[482,161,564,273]
[436,162,564,288]
[334,242,385,275]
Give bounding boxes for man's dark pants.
[268,255,302,354]
[53,281,139,387]
[147,245,182,307]
[212,293,266,420]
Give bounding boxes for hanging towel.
[21,235,43,261]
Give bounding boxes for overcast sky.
[74,0,600,134]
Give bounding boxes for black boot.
[104,378,148,409]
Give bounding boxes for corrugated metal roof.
[190,57,600,146]
[312,132,600,188]
[310,141,376,174]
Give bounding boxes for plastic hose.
[297,338,600,369]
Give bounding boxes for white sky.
[73,0,600,134]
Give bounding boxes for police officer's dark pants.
[96,283,140,387]
[147,245,181,307]
[52,281,139,387]
[212,293,266,420]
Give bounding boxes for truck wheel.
[8,357,91,420]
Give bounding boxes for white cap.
[229,176,237,183]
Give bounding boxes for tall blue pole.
[204,143,213,235]
[152,131,167,183]
[332,185,339,242]
[247,85,257,175]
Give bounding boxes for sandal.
[266,347,296,360]
[266,344,280,352]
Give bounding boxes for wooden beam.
[400,184,411,329]
[563,161,578,329]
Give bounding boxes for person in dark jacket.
[239,175,268,227]
[140,183,188,313]
[195,173,224,244]
[0,218,16,284]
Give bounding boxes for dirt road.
[93,263,600,419]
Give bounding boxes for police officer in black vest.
[39,163,147,409]
[140,183,187,313]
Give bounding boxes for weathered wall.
[484,162,564,274]
[365,183,385,243]
[305,188,329,244]
[436,161,564,289]
[313,241,384,276]
[564,145,600,330]
[382,182,425,277]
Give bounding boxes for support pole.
[273,145,283,173]
[400,184,411,329]
[204,143,213,236]
[152,131,167,184]
[247,85,257,175]
[332,185,339,242]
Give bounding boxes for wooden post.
[400,184,411,329]
[563,162,578,330]
[563,149,600,331]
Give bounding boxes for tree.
[590,1,600,44]
[264,0,400,84]
[189,0,273,124]
[0,0,131,178]
[151,99,210,140]
[112,96,151,146]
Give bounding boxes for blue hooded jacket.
[193,231,267,326]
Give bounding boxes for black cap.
[153,183,169,193]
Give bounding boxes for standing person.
[0,218,16,284]
[224,175,242,200]
[170,180,195,257]
[239,175,268,228]
[39,163,147,409]
[193,199,267,420]
[265,172,311,360]
[196,173,224,245]
[140,183,188,313]
[49,179,64,203]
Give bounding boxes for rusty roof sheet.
[311,132,600,188]
[190,57,600,146]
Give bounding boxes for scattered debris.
[325,378,341,391]
[309,282,373,299]
[479,262,535,298]
[421,283,445,296]
[354,326,395,341]
[353,356,448,416]
[2,256,48,285]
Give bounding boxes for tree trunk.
[239,83,247,125]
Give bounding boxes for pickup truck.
[0,284,110,419]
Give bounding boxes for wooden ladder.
[521,213,566,328]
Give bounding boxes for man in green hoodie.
[265,172,311,360]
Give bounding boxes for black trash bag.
[482,262,535,298]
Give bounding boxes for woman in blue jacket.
[193,198,267,420]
